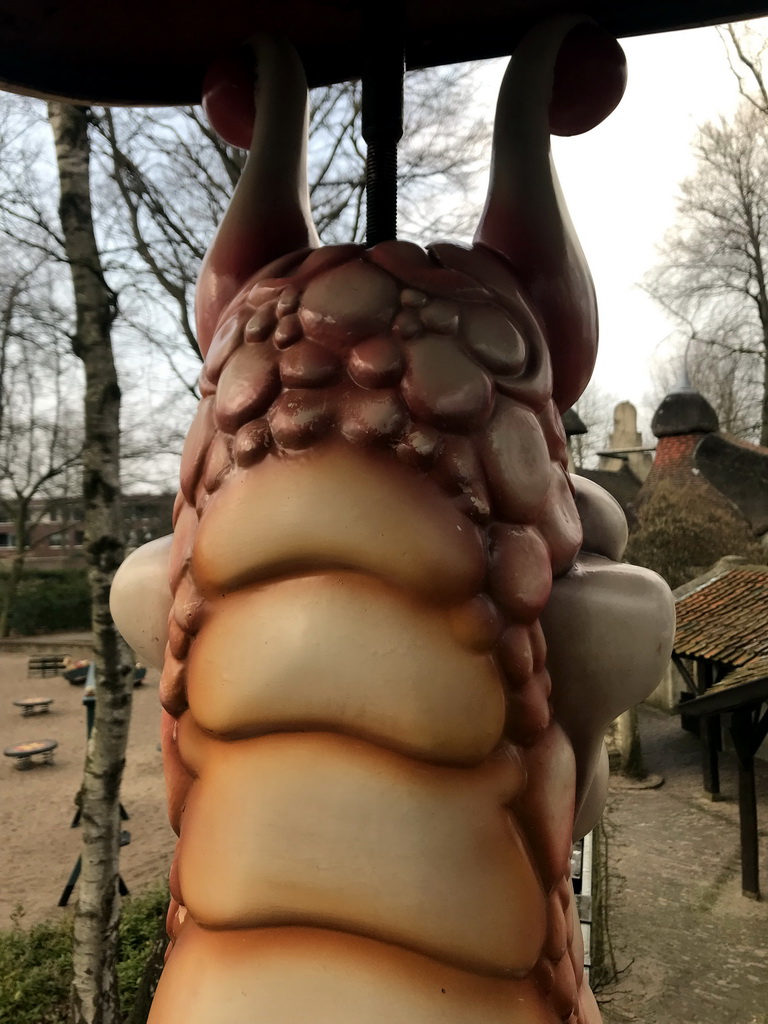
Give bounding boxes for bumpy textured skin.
[108,19,676,1024]
[159,238,594,1023]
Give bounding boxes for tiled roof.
[674,566,768,666]
[630,435,750,527]
[709,655,768,692]
[694,433,768,537]
[651,387,718,437]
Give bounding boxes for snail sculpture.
[111,18,675,1024]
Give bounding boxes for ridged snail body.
[111,20,675,1024]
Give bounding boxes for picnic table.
[27,655,66,677]
[3,738,58,769]
[13,697,54,717]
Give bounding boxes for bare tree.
[0,275,83,634]
[569,382,619,470]
[307,66,490,243]
[646,26,768,445]
[49,101,133,1024]
[720,22,768,115]
[89,63,491,379]
[649,333,762,438]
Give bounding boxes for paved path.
[599,705,768,1024]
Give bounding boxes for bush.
[626,479,767,589]
[0,910,71,1024]
[0,884,168,1024]
[117,884,169,1020]
[0,568,90,635]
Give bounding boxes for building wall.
[651,433,700,476]
[646,660,683,712]
[0,518,85,566]
[598,401,653,482]
[0,493,174,570]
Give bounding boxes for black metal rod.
[58,693,130,905]
[361,2,405,246]
[58,856,81,907]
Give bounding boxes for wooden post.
[697,661,721,799]
[701,715,722,798]
[729,710,761,900]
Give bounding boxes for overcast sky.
[473,19,763,438]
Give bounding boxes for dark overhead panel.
[0,1,767,105]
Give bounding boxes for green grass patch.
[0,884,168,1024]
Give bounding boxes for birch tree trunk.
[48,100,132,1024]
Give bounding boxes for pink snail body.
[111,20,675,1024]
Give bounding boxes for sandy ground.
[0,652,175,929]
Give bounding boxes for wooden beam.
[752,706,768,754]
[671,652,698,694]
[729,710,761,900]
[701,715,722,799]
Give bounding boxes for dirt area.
[599,705,768,1024]
[0,651,175,928]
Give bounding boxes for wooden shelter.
[673,564,768,898]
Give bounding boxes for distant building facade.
[629,378,749,530]
[0,493,175,570]
[564,400,650,514]
[598,401,653,483]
